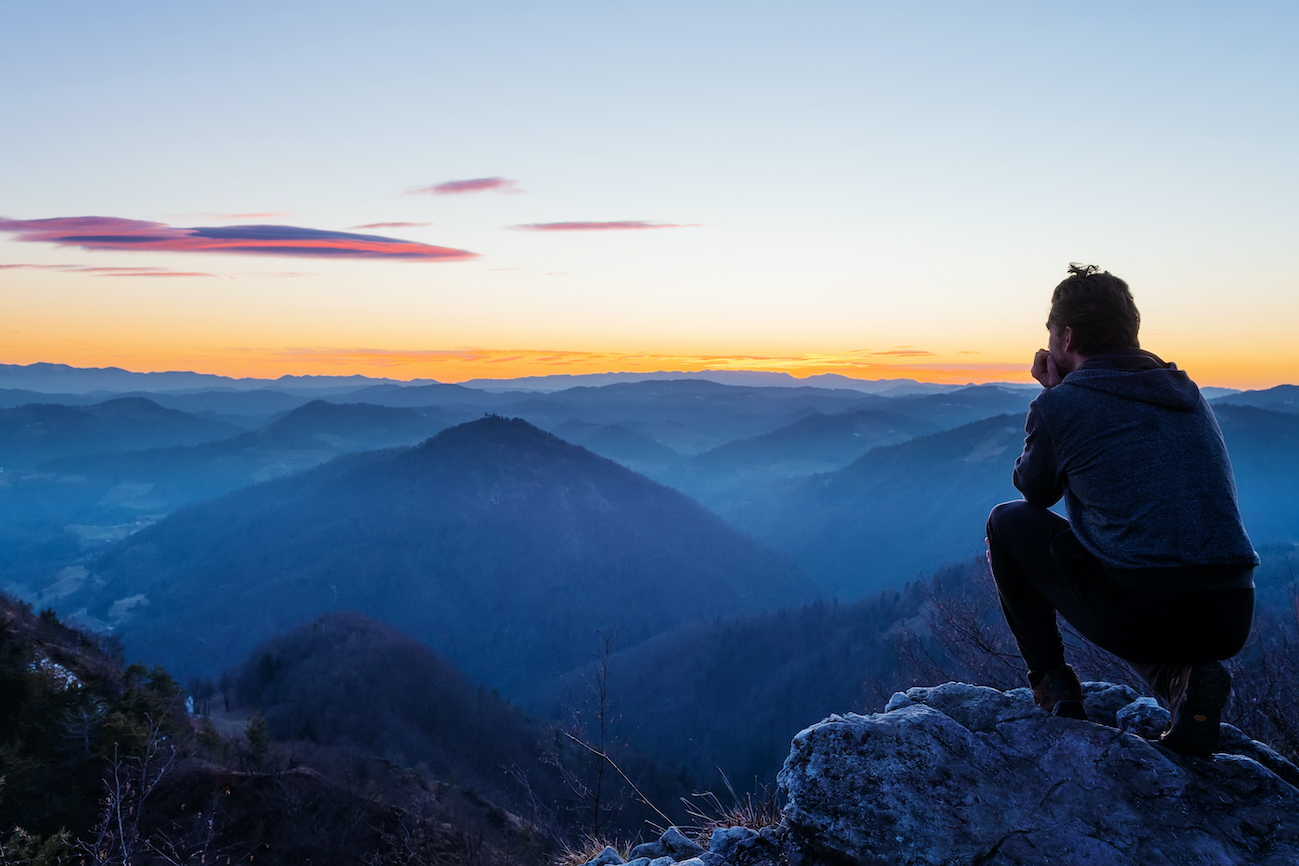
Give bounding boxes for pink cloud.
[0,216,477,262]
[350,221,434,229]
[513,221,695,232]
[410,177,518,195]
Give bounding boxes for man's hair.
[1047,263,1140,354]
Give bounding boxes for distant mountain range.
[0,362,444,395]
[0,360,1024,397]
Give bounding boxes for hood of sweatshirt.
[1060,348,1202,411]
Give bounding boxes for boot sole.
[1159,661,1231,756]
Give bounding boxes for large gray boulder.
[778,682,1299,866]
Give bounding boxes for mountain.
[44,399,463,500]
[723,402,1299,598]
[460,370,966,394]
[77,416,814,690]
[0,388,110,409]
[235,611,551,804]
[688,408,941,484]
[0,401,464,597]
[531,580,933,789]
[722,414,1028,596]
[0,397,242,468]
[882,385,1035,429]
[116,388,314,422]
[553,419,686,476]
[336,381,512,408]
[1211,404,1299,543]
[9,400,457,521]
[1213,384,1299,415]
[487,379,887,455]
[0,361,439,395]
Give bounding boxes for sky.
[2,1,1296,388]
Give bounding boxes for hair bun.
[1067,262,1101,278]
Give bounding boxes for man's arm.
[1013,401,1065,507]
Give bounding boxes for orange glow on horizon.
[3,343,1292,390]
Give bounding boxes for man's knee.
[987,500,1031,540]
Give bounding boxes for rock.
[647,858,674,866]
[629,843,665,861]
[698,852,726,866]
[624,859,650,866]
[710,826,758,860]
[585,847,625,866]
[588,847,626,866]
[1116,695,1168,738]
[779,682,1299,865]
[659,827,706,859]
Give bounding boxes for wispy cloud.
[0,216,477,261]
[869,348,935,357]
[513,221,696,232]
[0,262,214,277]
[409,177,519,195]
[350,221,433,229]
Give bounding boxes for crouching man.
[986,264,1257,755]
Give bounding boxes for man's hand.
[1032,349,1063,388]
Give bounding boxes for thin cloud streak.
[0,262,214,277]
[513,221,697,232]
[0,216,477,261]
[410,177,519,195]
[350,221,434,229]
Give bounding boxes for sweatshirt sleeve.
[1013,400,1065,507]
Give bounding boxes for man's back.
[1014,349,1256,587]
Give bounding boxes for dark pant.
[985,500,1253,694]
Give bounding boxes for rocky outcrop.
[578,824,786,866]
[778,681,1299,865]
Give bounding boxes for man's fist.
[1032,348,1063,388]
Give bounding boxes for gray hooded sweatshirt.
[1014,349,1257,593]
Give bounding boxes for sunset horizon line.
[2,354,1287,393]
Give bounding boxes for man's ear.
[1062,326,1075,354]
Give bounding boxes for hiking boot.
[1159,661,1231,756]
[1029,664,1089,721]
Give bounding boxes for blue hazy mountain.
[1211,404,1299,543]
[722,414,1027,596]
[1213,384,1299,414]
[77,416,814,691]
[4,401,459,531]
[0,397,242,468]
[553,419,687,476]
[721,404,1299,598]
[689,408,942,481]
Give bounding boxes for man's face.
[1047,324,1078,376]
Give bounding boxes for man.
[985,264,1257,756]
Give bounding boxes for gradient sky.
[2,2,1296,387]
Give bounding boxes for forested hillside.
[75,416,814,689]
